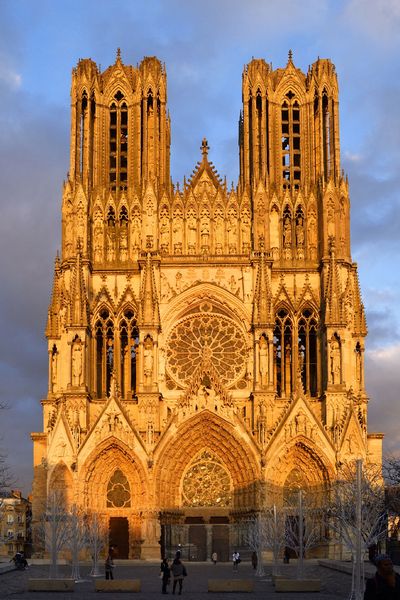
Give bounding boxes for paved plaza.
[0,560,360,600]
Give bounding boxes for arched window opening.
[107,206,115,227]
[95,309,114,398]
[109,92,128,191]
[322,91,330,181]
[274,309,293,397]
[281,94,301,189]
[119,206,128,225]
[119,309,139,399]
[298,309,318,397]
[107,469,131,508]
[79,91,88,177]
[256,89,263,177]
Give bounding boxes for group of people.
[104,547,400,598]
[160,550,187,595]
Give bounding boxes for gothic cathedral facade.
[32,52,382,559]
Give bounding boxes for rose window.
[182,451,232,507]
[106,469,131,508]
[166,313,246,387]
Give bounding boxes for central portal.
[109,517,129,558]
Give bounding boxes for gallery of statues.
[31,51,383,560]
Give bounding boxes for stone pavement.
[0,560,359,600]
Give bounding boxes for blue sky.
[0,0,399,494]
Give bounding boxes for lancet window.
[322,91,331,181]
[109,91,128,191]
[119,309,139,399]
[95,309,114,398]
[281,92,301,189]
[298,309,318,396]
[274,308,319,398]
[274,309,293,397]
[106,469,131,508]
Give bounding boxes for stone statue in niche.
[143,337,154,384]
[119,223,128,261]
[296,215,305,246]
[106,227,116,261]
[76,206,85,243]
[72,339,83,386]
[200,208,210,253]
[187,213,197,253]
[131,206,141,252]
[240,210,251,252]
[227,213,237,253]
[159,216,170,254]
[93,220,104,262]
[283,215,292,247]
[173,212,183,254]
[330,337,341,385]
[259,336,269,387]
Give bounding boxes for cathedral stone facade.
[31,51,383,560]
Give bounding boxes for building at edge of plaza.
[31,50,383,560]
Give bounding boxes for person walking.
[251,551,258,570]
[105,547,115,580]
[171,554,187,595]
[364,554,400,599]
[160,558,171,594]
[212,551,218,565]
[232,551,240,571]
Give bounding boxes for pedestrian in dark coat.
[364,554,400,599]
[171,556,187,595]
[160,558,171,594]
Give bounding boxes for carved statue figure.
[119,224,128,261]
[72,340,83,386]
[143,338,154,384]
[330,337,341,385]
[283,215,292,246]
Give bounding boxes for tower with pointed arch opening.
[32,51,383,560]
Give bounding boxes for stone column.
[206,524,212,561]
[141,511,161,560]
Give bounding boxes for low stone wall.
[274,578,321,592]
[94,579,141,592]
[28,579,75,592]
[208,579,254,592]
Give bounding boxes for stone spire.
[253,248,272,325]
[46,254,61,338]
[324,237,343,325]
[70,240,89,327]
[139,252,160,328]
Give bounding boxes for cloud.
[0,62,21,89]
[366,343,400,455]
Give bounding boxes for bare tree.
[245,506,287,577]
[284,489,327,579]
[38,491,71,578]
[86,512,108,577]
[244,513,266,576]
[66,504,87,581]
[329,460,386,600]
[262,505,286,576]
